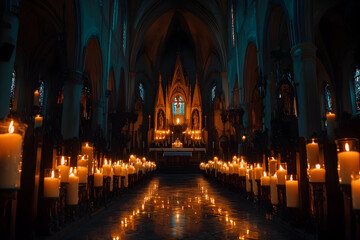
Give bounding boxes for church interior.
[1,0,360,239]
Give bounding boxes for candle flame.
[274,173,277,177]
[8,121,14,134]
[61,156,65,165]
[85,142,89,147]
[105,159,108,165]
[70,167,73,173]
[279,165,284,171]
[96,168,100,173]
[345,143,350,152]
[316,164,321,169]
[290,175,293,181]
[312,139,315,144]
[263,171,267,177]
[176,118,180,124]
[51,170,54,178]
[257,163,260,168]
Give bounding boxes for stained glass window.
[139,82,144,100]
[231,3,235,46]
[122,12,127,53]
[324,84,333,112]
[172,96,184,115]
[355,67,360,111]
[211,84,216,101]
[39,80,47,115]
[9,70,16,109]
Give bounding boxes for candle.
[34,114,43,128]
[260,172,270,186]
[253,178,258,196]
[94,168,103,187]
[286,175,299,208]
[246,172,251,192]
[326,112,336,140]
[338,143,360,184]
[66,169,79,205]
[270,175,278,204]
[269,157,277,175]
[0,120,23,189]
[114,162,122,175]
[309,164,326,183]
[254,164,263,180]
[306,140,319,168]
[239,163,246,177]
[77,166,88,184]
[33,90,40,106]
[82,142,93,163]
[351,175,360,210]
[103,159,112,177]
[276,165,287,185]
[57,156,69,183]
[44,170,60,198]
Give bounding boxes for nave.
[64,174,306,240]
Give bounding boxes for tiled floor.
[64,174,306,240]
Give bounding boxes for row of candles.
[182,129,202,141]
[44,152,156,205]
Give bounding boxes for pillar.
[0,1,20,119]
[127,72,136,111]
[221,72,229,109]
[92,98,105,134]
[61,70,83,139]
[291,43,321,138]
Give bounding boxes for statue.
[193,110,199,129]
[158,111,164,129]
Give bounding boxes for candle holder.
[56,156,70,184]
[306,138,320,169]
[308,164,326,183]
[43,169,60,198]
[77,155,88,168]
[309,182,327,239]
[335,138,360,185]
[285,175,299,208]
[38,197,59,235]
[78,183,88,217]
[268,157,278,176]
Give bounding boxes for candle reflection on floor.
[67,175,302,240]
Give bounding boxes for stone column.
[221,72,229,109]
[92,98,105,134]
[291,43,321,138]
[127,72,136,111]
[61,70,83,139]
[0,2,20,119]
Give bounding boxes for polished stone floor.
[64,174,305,240]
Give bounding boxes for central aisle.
[65,174,301,240]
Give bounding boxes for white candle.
[286,176,299,208]
[77,166,88,184]
[309,164,326,183]
[351,176,360,210]
[306,140,319,168]
[338,143,360,184]
[260,172,270,186]
[103,159,112,177]
[0,121,23,189]
[269,157,277,175]
[33,90,40,106]
[44,170,60,198]
[276,165,287,185]
[34,114,43,128]
[246,172,251,192]
[239,163,246,177]
[326,112,336,140]
[57,156,69,183]
[82,143,93,164]
[94,169,103,187]
[66,171,79,205]
[270,175,278,204]
[114,163,121,175]
[77,155,87,167]
[254,164,263,180]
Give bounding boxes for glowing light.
[345,143,350,152]
[316,164,321,169]
[8,120,14,133]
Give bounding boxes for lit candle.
[239,163,246,177]
[276,165,287,185]
[103,159,112,177]
[0,120,23,189]
[33,90,40,106]
[306,139,319,168]
[57,156,69,183]
[351,174,360,210]
[114,162,122,175]
[260,172,270,186]
[66,168,79,205]
[94,168,103,187]
[254,164,263,180]
[286,175,299,208]
[268,157,277,175]
[338,143,360,184]
[44,170,60,198]
[82,142,93,162]
[270,175,278,204]
[34,114,43,128]
[309,164,326,183]
[77,166,88,184]
[326,112,336,140]
[77,155,87,167]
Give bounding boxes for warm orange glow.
[315,164,321,169]
[290,175,293,181]
[51,170,54,178]
[61,156,65,165]
[279,165,284,171]
[176,118,180,124]
[242,135,246,140]
[345,143,350,152]
[8,120,14,134]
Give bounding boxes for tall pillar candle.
[351,175,360,210]
[337,143,360,184]
[268,157,277,175]
[66,172,79,205]
[270,175,278,204]
[306,140,319,168]
[82,142,93,162]
[43,170,60,198]
[77,166,88,184]
[276,165,287,185]
[57,156,69,183]
[254,164,263,180]
[260,172,270,186]
[0,120,24,189]
[326,112,336,140]
[286,176,299,208]
[94,169,103,187]
[34,114,43,128]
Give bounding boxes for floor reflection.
[66,174,301,240]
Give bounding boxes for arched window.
[211,84,216,101]
[39,80,47,115]
[354,66,360,111]
[122,11,127,53]
[324,84,333,112]
[139,82,144,100]
[172,96,185,115]
[9,70,16,109]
